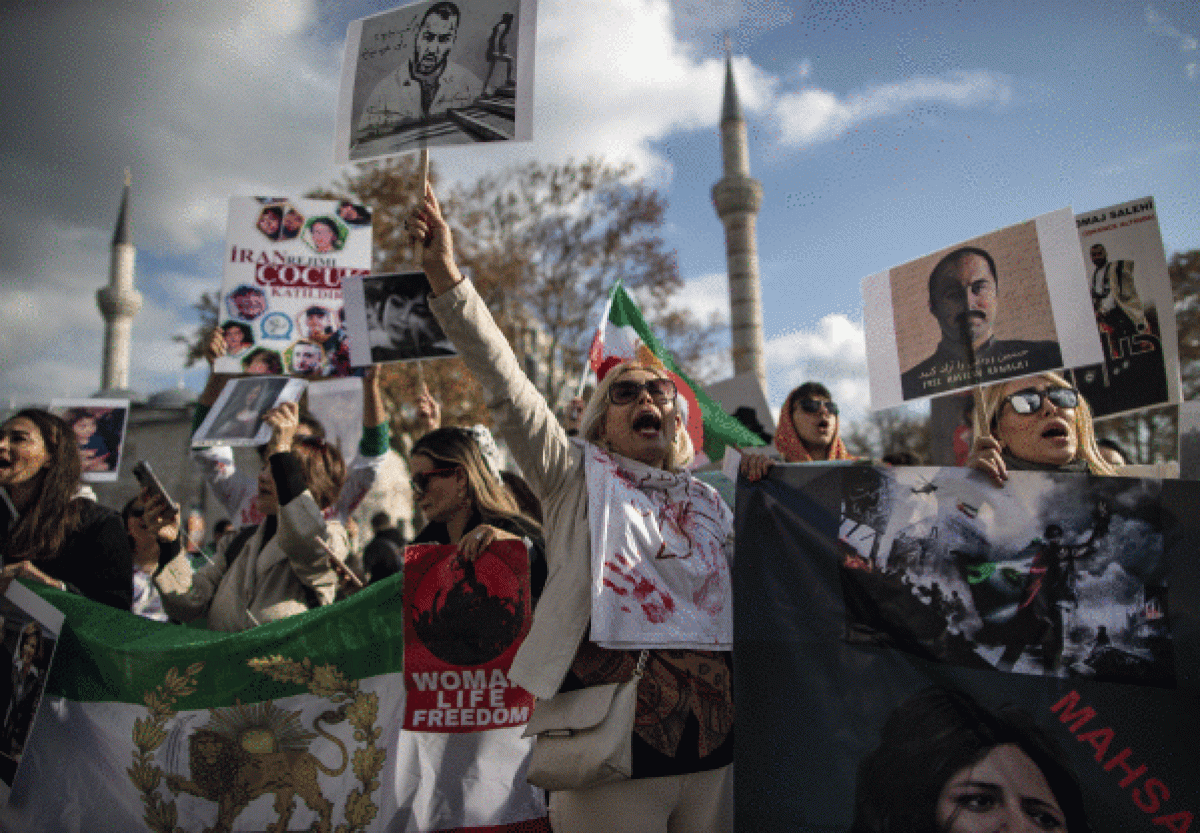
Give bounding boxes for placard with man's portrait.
[863,208,1104,409]
[335,0,538,162]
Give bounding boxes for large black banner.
[734,464,1199,833]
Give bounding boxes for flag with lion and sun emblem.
[0,571,548,832]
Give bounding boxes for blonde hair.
[973,372,1116,476]
[579,361,694,472]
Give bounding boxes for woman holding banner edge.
[408,185,736,832]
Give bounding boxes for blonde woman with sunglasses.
[408,186,737,833]
[967,372,1117,484]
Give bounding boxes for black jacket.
[1,496,134,611]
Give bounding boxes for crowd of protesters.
[0,184,1146,832]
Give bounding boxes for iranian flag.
[1,570,548,833]
[589,281,766,465]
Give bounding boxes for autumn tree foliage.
[308,156,718,446]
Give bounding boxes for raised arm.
[334,366,392,523]
[407,185,576,497]
[262,403,345,604]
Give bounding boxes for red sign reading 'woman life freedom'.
[403,541,534,732]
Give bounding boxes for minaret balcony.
[96,286,143,318]
[712,176,763,217]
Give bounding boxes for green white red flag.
[588,281,766,465]
[1,573,548,832]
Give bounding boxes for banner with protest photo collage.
[734,463,1199,833]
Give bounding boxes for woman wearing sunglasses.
[967,372,1117,484]
[409,426,545,598]
[408,186,735,833]
[775,382,855,462]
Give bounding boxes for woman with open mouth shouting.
[408,184,740,833]
[0,410,133,610]
[966,371,1118,484]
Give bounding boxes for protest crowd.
[0,170,1162,833]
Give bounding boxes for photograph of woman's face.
[936,744,1066,832]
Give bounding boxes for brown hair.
[411,428,540,533]
[2,410,85,562]
[291,436,346,511]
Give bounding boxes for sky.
[1,0,1197,430]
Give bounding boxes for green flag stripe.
[36,572,406,709]
[607,284,766,459]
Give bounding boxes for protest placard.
[403,541,534,732]
[0,582,64,805]
[47,398,129,482]
[1068,197,1181,419]
[863,208,1104,408]
[213,197,372,379]
[341,272,457,365]
[305,377,364,464]
[334,0,537,163]
[734,463,1199,832]
[192,377,306,447]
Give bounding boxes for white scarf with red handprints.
[581,441,734,650]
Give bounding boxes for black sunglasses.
[608,378,677,406]
[1003,386,1079,415]
[410,466,459,494]
[797,398,838,416]
[128,506,145,518]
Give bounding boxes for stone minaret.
[96,170,142,393]
[711,51,766,387]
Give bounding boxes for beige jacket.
[431,281,593,699]
[155,491,347,632]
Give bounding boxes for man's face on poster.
[414,13,457,76]
[292,343,322,374]
[1090,244,1107,269]
[233,291,267,319]
[929,253,997,349]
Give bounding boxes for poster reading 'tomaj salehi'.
[214,197,372,378]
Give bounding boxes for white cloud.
[675,273,730,325]
[0,0,1019,410]
[763,314,870,421]
[1146,5,1199,79]
[670,0,794,45]
[774,70,1013,147]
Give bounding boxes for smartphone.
[132,460,174,507]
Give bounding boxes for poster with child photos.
[0,581,65,804]
[862,208,1104,409]
[48,398,129,483]
[213,197,373,379]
